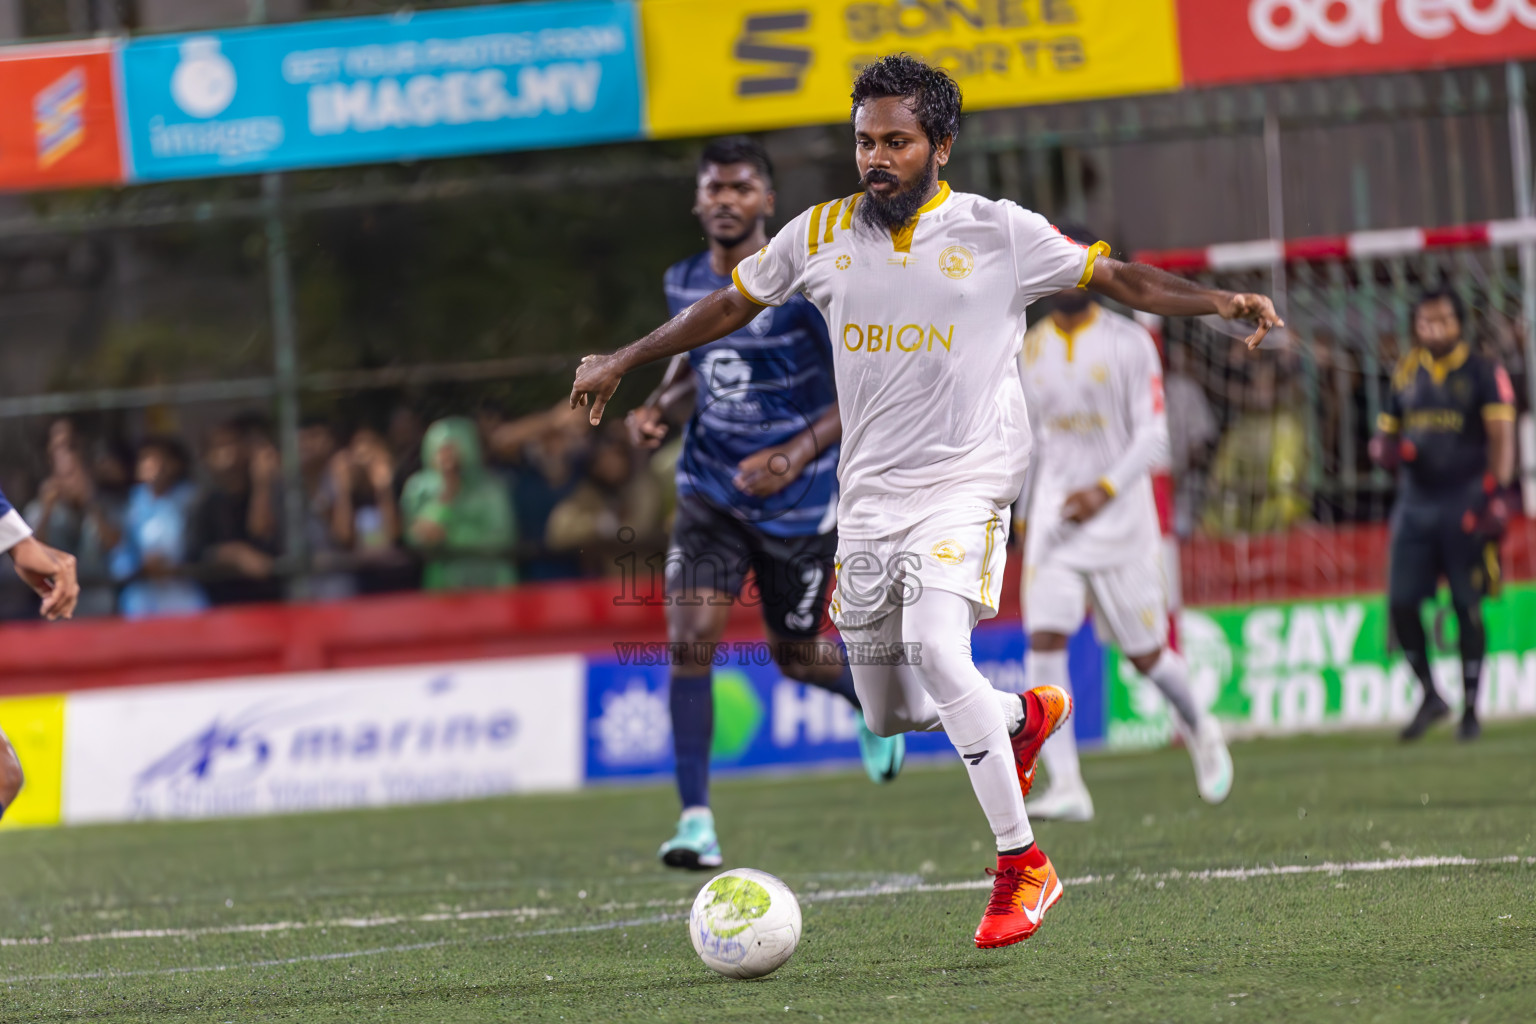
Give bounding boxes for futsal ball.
[689,868,802,979]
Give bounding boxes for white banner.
[63,656,583,823]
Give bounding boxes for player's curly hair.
[849,55,962,148]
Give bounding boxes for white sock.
[1144,648,1201,730]
[905,590,1033,852]
[1028,648,1083,791]
[935,685,1034,851]
[998,689,1025,734]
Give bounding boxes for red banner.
[0,41,124,192]
[1178,0,1536,86]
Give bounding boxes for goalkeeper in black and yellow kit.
[1370,288,1517,741]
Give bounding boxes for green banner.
[1107,583,1536,749]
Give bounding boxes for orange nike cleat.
[1011,685,1073,799]
[973,846,1063,948]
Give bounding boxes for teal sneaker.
[659,807,723,870]
[858,718,905,784]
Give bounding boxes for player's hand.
[1216,293,1284,351]
[734,442,810,498]
[10,537,79,621]
[1368,433,1398,470]
[626,405,669,450]
[1464,475,1513,541]
[1061,483,1112,523]
[570,354,624,426]
[1368,433,1414,471]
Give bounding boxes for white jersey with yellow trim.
[1019,306,1168,570]
[732,182,1105,541]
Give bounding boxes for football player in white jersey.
[1016,234,1233,823]
[571,56,1279,950]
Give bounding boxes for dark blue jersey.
[664,251,838,538]
[1381,343,1515,500]
[0,485,12,520]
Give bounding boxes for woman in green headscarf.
[401,417,516,590]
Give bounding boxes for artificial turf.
[1,719,1533,1023]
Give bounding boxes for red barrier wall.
[6,521,1531,697]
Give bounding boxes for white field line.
[1,853,1530,985]
[0,906,559,947]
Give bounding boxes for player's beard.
[857,159,937,232]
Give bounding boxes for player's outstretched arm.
[1087,257,1283,351]
[571,285,761,426]
[9,536,80,621]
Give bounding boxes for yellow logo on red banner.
[0,694,64,829]
[641,0,1182,139]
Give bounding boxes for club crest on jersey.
[939,245,974,280]
[931,540,966,565]
[835,254,852,270]
[1091,363,1109,384]
[747,306,775,337]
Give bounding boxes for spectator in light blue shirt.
[112,437,207,618]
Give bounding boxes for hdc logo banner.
[584,620,1105,782]
[0,41,125,192]
[1178,0,1536,86]
[118,1,643,181]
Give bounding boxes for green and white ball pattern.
[689,868,802,979]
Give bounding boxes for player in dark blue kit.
[1370,288,1517,742]
[0,484,81,821]
[626,138,904,869]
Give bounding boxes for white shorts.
[831,507,1009,631]
[1024,550,1169,657]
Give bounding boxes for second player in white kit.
[1017,258,1233,820]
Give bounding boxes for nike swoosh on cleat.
[1021,875,1056,926]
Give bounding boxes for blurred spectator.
[546,426,663,574]
[23,420,125,616]
[402,417,516,591]
[111,437,207,618]
[1310,329,1374,523]
[191,420,283,606]
[1164,342,1218,539]
[388,404,426,497]
[297,418,355,601]
[321,426,414,594]
[1201,359,1310,535]
[487,401,591,580]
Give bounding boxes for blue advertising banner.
[584,620,1105,783]
[118,1,642,181]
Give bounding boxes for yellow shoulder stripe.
[1077,240,1111,288]
[840,194,859,230]
[807,201,831,257]
[824,199,842,244]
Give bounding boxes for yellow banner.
[641,0,1182,139]
[0,694,64,829]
